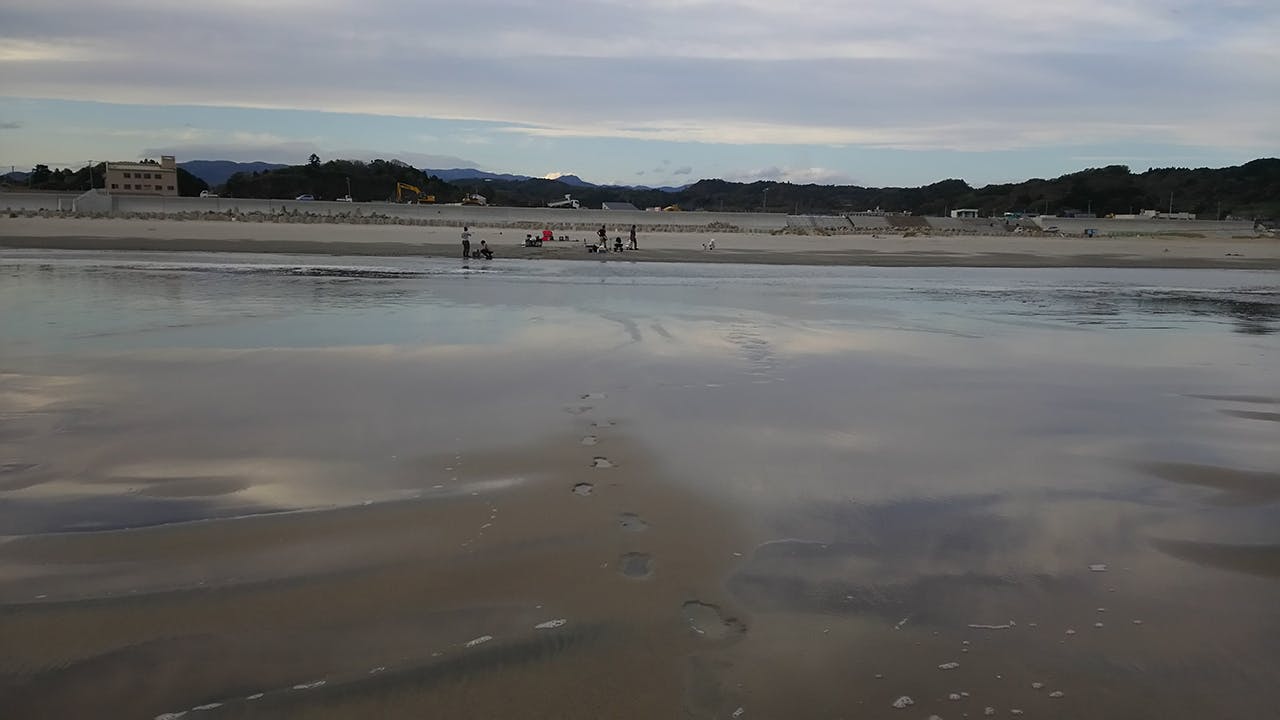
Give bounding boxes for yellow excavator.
[395,182,435,204]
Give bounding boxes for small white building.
[950,208,979,219]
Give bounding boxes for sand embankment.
[2,216,1277,269]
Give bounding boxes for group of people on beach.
[589,224,638,253]
[459,227,493,260]
[460,224,642,259]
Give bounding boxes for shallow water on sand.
[1,250,1278,719]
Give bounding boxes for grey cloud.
[0,121,21,130]
[144,142,477,168]
[2,0,1278,152]
[672,166,693,175]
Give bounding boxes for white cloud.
[724,166,857,184]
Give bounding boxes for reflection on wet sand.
[0,431,749,719]
[2,255,1279,718]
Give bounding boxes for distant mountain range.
[421,167,686,192]
[152,161,686,193]
[178,161,288,186]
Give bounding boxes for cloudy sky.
[1,0,1276,186]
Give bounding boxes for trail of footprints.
[568,391,743,644]
[151,391,733,720]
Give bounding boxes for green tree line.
[219,158,1280,219]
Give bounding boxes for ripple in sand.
[564,405,593,415]
[535,618,567,629]
[1220,409,1280,423]
[682,600,747,640]
[938,662,960,670]
[619,552,654,579]
[292,680,326,690]
[1186,393,1280,405]
[0,462,39,474]
[592,456,614,468]
[572,482,594,496]
[619,512,649,532]
[464,635,493,648]
[891,696,914,709]
[581,435,599,446]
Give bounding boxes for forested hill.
[217,158,1279,219]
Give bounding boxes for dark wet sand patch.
[1152,539,1280,579]
[1219,409,1280,423]
[1137,461,1280,505]
[619,512,649,532]
[618,552,654,579]
[681,601,747,640]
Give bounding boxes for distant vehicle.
[394,182,434,204]
[461,193,488,206]
[548,194,580,209]
[295,194,315,201]
[336,195,353,202]
[199,190,218,198]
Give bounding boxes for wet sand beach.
[3,216,1279,269]
[2,252,1278,718]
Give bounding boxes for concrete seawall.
[1,192,1259,237]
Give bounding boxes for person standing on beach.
[629,224,637,250]
[598,225,607,246]
[461,226,472,259]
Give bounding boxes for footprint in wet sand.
[572,482,594,496]
[592,457,614,468]
[591,419,616,429]
[581,435,599,446]
[580,392,607,400]
[619,512,649,532]
[564,405,593,415]
[682,600,747,640]
[618,552,654,579]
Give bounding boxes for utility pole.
[1169,192,1173,214]
[346,176,352,200]
[762,186,768,213]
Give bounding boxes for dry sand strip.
[2,217,1279,269]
